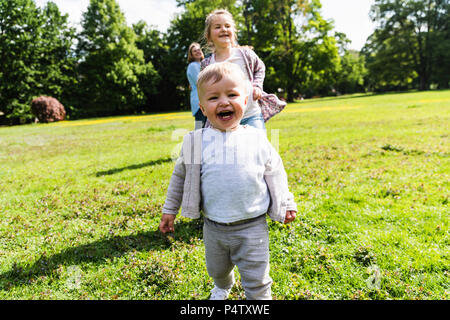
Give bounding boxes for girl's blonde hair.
[203,9,238,53]
[187,42,204,63]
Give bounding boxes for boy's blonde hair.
[197,62,251,98]
[203,9,238,53]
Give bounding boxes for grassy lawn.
[0,90,448,300]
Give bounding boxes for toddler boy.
[160,62,297,300]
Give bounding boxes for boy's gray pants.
[203,214,272,300]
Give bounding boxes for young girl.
[201,9,286,130]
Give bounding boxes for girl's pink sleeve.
[200,56,211,71]
[249,49,265,90]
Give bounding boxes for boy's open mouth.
[217,110,234,120]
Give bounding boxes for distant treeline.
[0,0,448,125]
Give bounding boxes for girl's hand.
[159,214,176,233]
[284,210,296,224]
[253,86,262,100]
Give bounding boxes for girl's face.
[209,14,235,48]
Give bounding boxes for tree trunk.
[419,72,429,90]
[287,83,295,102]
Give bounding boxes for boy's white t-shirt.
[210,48,261,119]
[200,125,271,223]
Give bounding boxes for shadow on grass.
[95,157,173,177]
[0,218,203,290]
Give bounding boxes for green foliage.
[2,0,449,123]
[168,0,344,102]
[0,0,40,124]
[133,22,168,112]
[37,2,78,117]
[76,0,159,118]
[0,0,76,125]
[242,0,341,100]
[362,0,450,91]
[335,50,368,94]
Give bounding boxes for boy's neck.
[210,123,243,132]
[214,46,233,62]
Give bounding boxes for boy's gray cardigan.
[162,129,297,224]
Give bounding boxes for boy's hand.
[253,86,262,100]
[284,210,296,224]
[159,214,176,233]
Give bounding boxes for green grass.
[0,90,449,300]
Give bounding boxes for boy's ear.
[199,103,207,116]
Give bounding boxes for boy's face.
[199,74,248,132]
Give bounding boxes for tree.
[363,0,450,91]
[0,0,76,124]
[429,0,450,88]
[362,30,418,91]
[242,0,341,100]
[133,21,167,112]
[76,0,158,118]
[36,2,78,116]
[0,0,40,124]
[335,50,368,94]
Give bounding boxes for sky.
[320,0,376,50]
[35,0,376,51]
